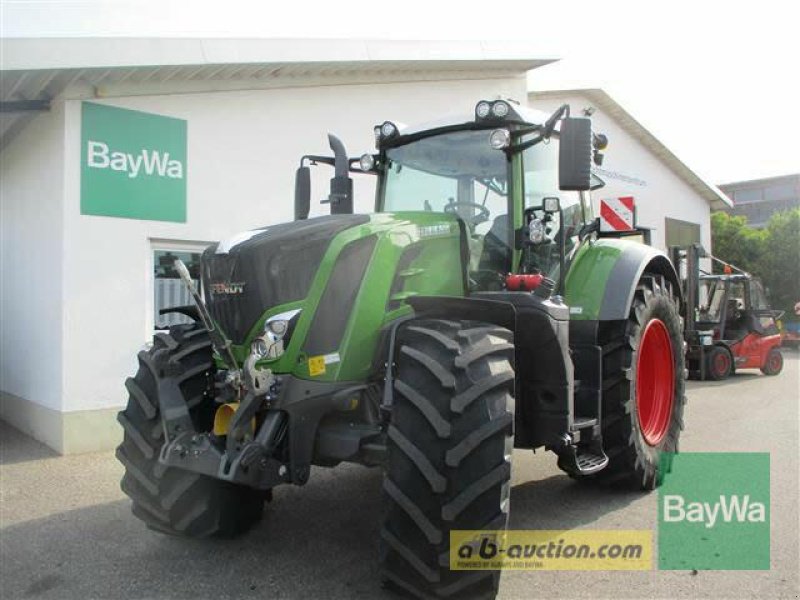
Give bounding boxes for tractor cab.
[367,100,599,293]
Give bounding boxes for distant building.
[718,173,800,228]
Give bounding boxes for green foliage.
[711,209,800,316]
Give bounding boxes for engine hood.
[201,214,370,344]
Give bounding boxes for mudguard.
[565,238,683,322]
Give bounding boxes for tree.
[759,209,800,316]
[711,208,800,316]
[710,212,765,274]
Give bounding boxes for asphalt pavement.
[1,351,798,599]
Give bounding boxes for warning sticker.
[308,355,326,377]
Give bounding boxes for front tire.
[381,319,515,599]
[591,274,686,490]
[116,323,266,538]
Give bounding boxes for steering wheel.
[443,200,490,225]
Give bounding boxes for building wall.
[529,93,713,253]
[0,103,67,448]
[719,174,800,228]
[43,75,527,450]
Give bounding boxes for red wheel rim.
[713,351,730,377]
[636,319,675,446]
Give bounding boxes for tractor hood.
[201,215,370,344]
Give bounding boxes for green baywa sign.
[80,102,187,222]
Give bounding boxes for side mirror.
[559,117,592,191]
[294,166,310,220]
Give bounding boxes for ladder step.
[571,417,598,431]
[556,444,609,476]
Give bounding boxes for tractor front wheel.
[116,323,266,538]
[381,319,515,599]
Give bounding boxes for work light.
[489,128,511,150]
[491,101,510,118]
[475,101,492,119]
[359,153,376,171]
[381,121,397,138]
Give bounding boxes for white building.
[0,39,729,454]
[530,89,731,250]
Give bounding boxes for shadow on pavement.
[0,421,59,466]
[0,460,640,599]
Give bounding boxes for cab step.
[556,443,609,476]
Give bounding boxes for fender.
[565,238,683,321]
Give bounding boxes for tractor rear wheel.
[761,348,783,375]
[706,346,733,380]
[116,323,266,538]
[590,274,686,490]
[381,319,515,599]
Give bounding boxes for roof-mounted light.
[491,100,510,118]
[475,101,492,119]
[380,121,397,138]
[475,99,515,122]
[374,121,401,148]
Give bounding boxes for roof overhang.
[0,38,555,150]
[529,88,733,210]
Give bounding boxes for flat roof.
[0,38,555,72]
[530,88,734,210]
[0,38,555,150]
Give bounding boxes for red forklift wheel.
[706,346,732,381]
[761,348,784,376]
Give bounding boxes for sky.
[1,0,798,184]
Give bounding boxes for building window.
[665,217,701,248]
[732,188,763,204]
[153,248,204,330]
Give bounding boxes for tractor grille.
[201,215,369,344]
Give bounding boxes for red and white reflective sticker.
[599,196,636,232]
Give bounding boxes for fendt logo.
[86,140,184,180]
[80,102,187,223]
[210,282,246,295]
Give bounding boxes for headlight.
[529,218,546,244]
[252,338,269,359]
[252,309,302,360]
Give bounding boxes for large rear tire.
[116,323,266,538]
[591,274,686,490]
[381,319,515,599]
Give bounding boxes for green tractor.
[117,100,686,598]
